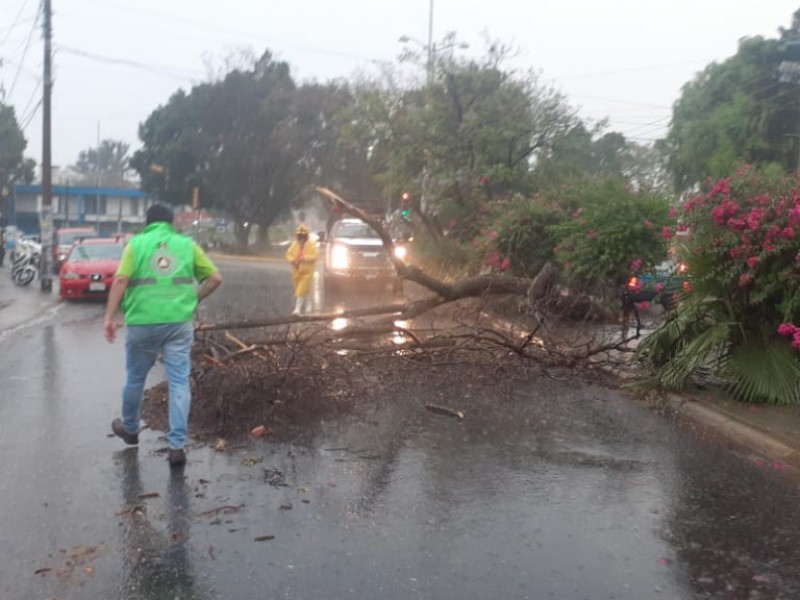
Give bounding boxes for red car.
[59,238,124,300]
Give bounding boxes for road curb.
[208,252,284,264]
[665,393,800,469]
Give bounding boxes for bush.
[547,180,672,291]
[638,166,800,404]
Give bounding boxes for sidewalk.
[0,266,61,334]
[665,390,800,471]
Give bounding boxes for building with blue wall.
[8,184,150,236]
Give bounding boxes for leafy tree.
[0,102,34,225]
[351,39,576,236]
[132,51,302,245]
[664,10,800,191]
[639,167,800,404]
[73,139,131,186]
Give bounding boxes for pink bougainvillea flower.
[571,208,583,219]
[729,247,741,259]
[792,333,800,350]
[738,273,754,287]
[643,219,653,228]
[777,323,796,337]
[746,256,760,269]
[656,283,664,293]
[630,258,643,272]
[500,257,511,271]
[782,227,795,239]
[669,208,678,218]
[638,301,650,310]
[661,226,673,240]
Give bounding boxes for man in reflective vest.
[103,203,223,468]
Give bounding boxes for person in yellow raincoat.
[285,224,319,315]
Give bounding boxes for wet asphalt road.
[2,259,800,599]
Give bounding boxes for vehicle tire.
[14,267,36,286]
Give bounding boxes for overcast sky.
[1,0,798,171]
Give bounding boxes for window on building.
[84,195,108,215]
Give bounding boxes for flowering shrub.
[548,180,673,290]
[679,167,800,337]
[639,167,800,404]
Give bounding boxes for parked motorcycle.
[10,240,41,287]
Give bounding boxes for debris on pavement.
[254,535,275,542]
[425,403,465,419]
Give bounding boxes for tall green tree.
[349,39,576,236]
[0,102,34,225]
[131,51,301,245]
[73,139,131,186]
[664,9,800,191]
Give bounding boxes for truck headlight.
[62,271,80,280]
[331,244,350,269]
[393,245,407,260]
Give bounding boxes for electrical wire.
[19,75,41,123]
[0,0,31,47]
[20,96,41,130]
[57,45,203,81]
[75,0,379,64]
[7,0,42,98]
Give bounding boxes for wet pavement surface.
[2,260,800,599]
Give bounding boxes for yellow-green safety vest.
[123,222,198,325]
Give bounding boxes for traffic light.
[401,191,410,217]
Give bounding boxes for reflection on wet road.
[1,259,800,599]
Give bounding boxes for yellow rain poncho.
[285,238,319,298]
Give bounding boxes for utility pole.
[427,0,434,87]
[40,0,53,292]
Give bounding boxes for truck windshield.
[334,222,378,238]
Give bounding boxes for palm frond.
[655,320,735,390]
[724,341,800,405]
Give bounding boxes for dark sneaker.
[111,418,139,445]
[168,448,186,467]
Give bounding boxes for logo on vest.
[151,247,179,276]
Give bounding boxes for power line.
[76,0,380,64]
[0,0,31,47]
[21,97,41,130]
[19,75,41,123]
[57,45,203,81]
[7,0,42,98]
[553,59,711,82]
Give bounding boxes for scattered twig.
[254,535,275,542]
[425,404,465,419]
[199,504,245,517]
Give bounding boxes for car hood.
[63,259,120,272]
[332,238,385,248]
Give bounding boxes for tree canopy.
[663,11,800,191]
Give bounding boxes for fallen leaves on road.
[250,425,270,437]
[214,438,227,452]
[254,535,275,542]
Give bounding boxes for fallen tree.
[143,187,640,442]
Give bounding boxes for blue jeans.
[121,321,194,449]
